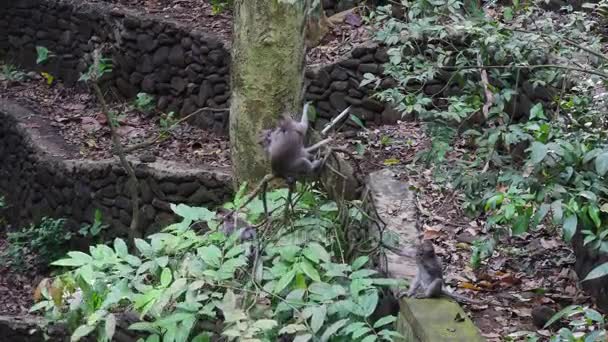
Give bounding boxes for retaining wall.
[0,100,233,238]
[0,0,401,131]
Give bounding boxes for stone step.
[364,169,485,342]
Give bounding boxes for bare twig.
[92,83,141,243]
[478,55,494,120]
[321,105,352,135]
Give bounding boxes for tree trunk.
[230,0,362,200]
[229,0,310,189]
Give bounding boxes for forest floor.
[0,0,602,341]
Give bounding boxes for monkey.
[531,305,558,329]
[394,240,483,305]
[217,208,256,242]
[258,103,331,213]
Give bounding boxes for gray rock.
[361,97,385,112]
[196,80,212,106]
[141,75,156,93]
[374,49,389,63]
[170,76,187,94]
[360,54,375,63]
[339,59,360,69]
[208,51,225,67]
[137,34,157,52]
[178,182,199,197]
[345,96,363,106]
[331,81,349,91]
[123,16,140,29]
[181,98,197,115]
[168,45,185,67]
[348,88,364,98]
[152,46,169,66]
[116,77,138,98]
[59,30,72,46]
[358,63,380,74]
[329,92,348,111]
[138,54,154,73]
[330,68,348,81]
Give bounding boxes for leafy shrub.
[367,0,608,270]
[1,217,70,270]
[0,64,26,82]
[33,185,405,341]
[209,0,232,14]
[134,92,156,113]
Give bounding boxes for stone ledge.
[364,169,485,342]
[0,99,233,237]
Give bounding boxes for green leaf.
[595,152,608,176]
[293,334,312,342]
[105,314,116,341]
[274,269,296,294]
[349,114,366,130]
[198,245,222,268]
[350,269,378,279]
[543,305,580,328]
[588,205,601,228]
[529,103,546,120]
[114,238,129,257]
[51,257,87,267]
[36,46,50,64]
[511,214,530,235]
[253,319,278,331]
[135,239,152,256]
[562,214,578,242]
[320,319,349,342]
[529,142,548,164]
[383,158,400,166]
[503,6,513,20]
[360,335,377,342]
[300,261,321,282]
[531,203,550,229]
[358,290,379,317]
[351,256,369,270]
[160,268,172,288]
[310,305,327,333]
[353,326,372,339]
[584,262,608,281]
[303,243,331,263]
[579,191,597,202]
[373,315,396,329]
[551,200,563,223]
[71,324,96,342]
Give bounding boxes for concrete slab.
[364,169,485,342]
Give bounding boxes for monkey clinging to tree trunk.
[258,102,331,213]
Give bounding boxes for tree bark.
[229,0,310,189]
[230,0,362,200]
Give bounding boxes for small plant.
[0,64,26,82]
[159,111,177,130]
[133,92,155,113]
[78,209,108,239]
[36,46,53,65]
[1,217,70,270]
[507,305,607,341]
[210,0,232,14]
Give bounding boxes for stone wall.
[0,0,231,132]
[0,0,399,132]
[0,100,233,238]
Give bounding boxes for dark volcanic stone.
[137,34,157,52]
[329,92,348,111]
[152,46,169,66]
[170,77,187,94]
[330,68,348,81]
[168,45,185,67]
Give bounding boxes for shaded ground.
[0,235,40,316]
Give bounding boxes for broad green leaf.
[310,305,327,333]
[543,305,581,328]
[303,243,331,263]
[351,256,369,270]
[114,238,129,257]
[352,327,372,339]
[562,214,578,242]
[320,319,349,342]
[588,205,601,228]
[274,269,296,294]
[293,334,312,342]
[66,251,92,264]
[129,322,159,333]
[198,245,222,268]
[373,315,397,328]
[252,319,278,330]
[300,261,321,282]
[349,114,366,130]
[531,203,550,229]
[170,203,215,222]
[579,191,597,202]
[551,200,563,223]
[105,314,116,341]
[529,142,548,164]
[160,268,172,288]
[503,6,513,20]
[583,262,608,281]
[350,269,378,279]
[135,239,152,256]
[361,335,377,342]
[51,257,87,267]
[511,214,530,235]
[595,152,608,176]
[358,290,379,317]
[529,103,546,120]
[71,324,96,341]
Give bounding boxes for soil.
[0,0,601,340]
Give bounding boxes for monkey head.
[416,240,436,259]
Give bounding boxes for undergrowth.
[366,0,607,338]
[32,184,405,342]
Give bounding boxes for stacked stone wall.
[0,101,232,238]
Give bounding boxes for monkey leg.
[261,180,269,218]
[404,276,421,298]
[285,176,296,215]
[415,279,442,299]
